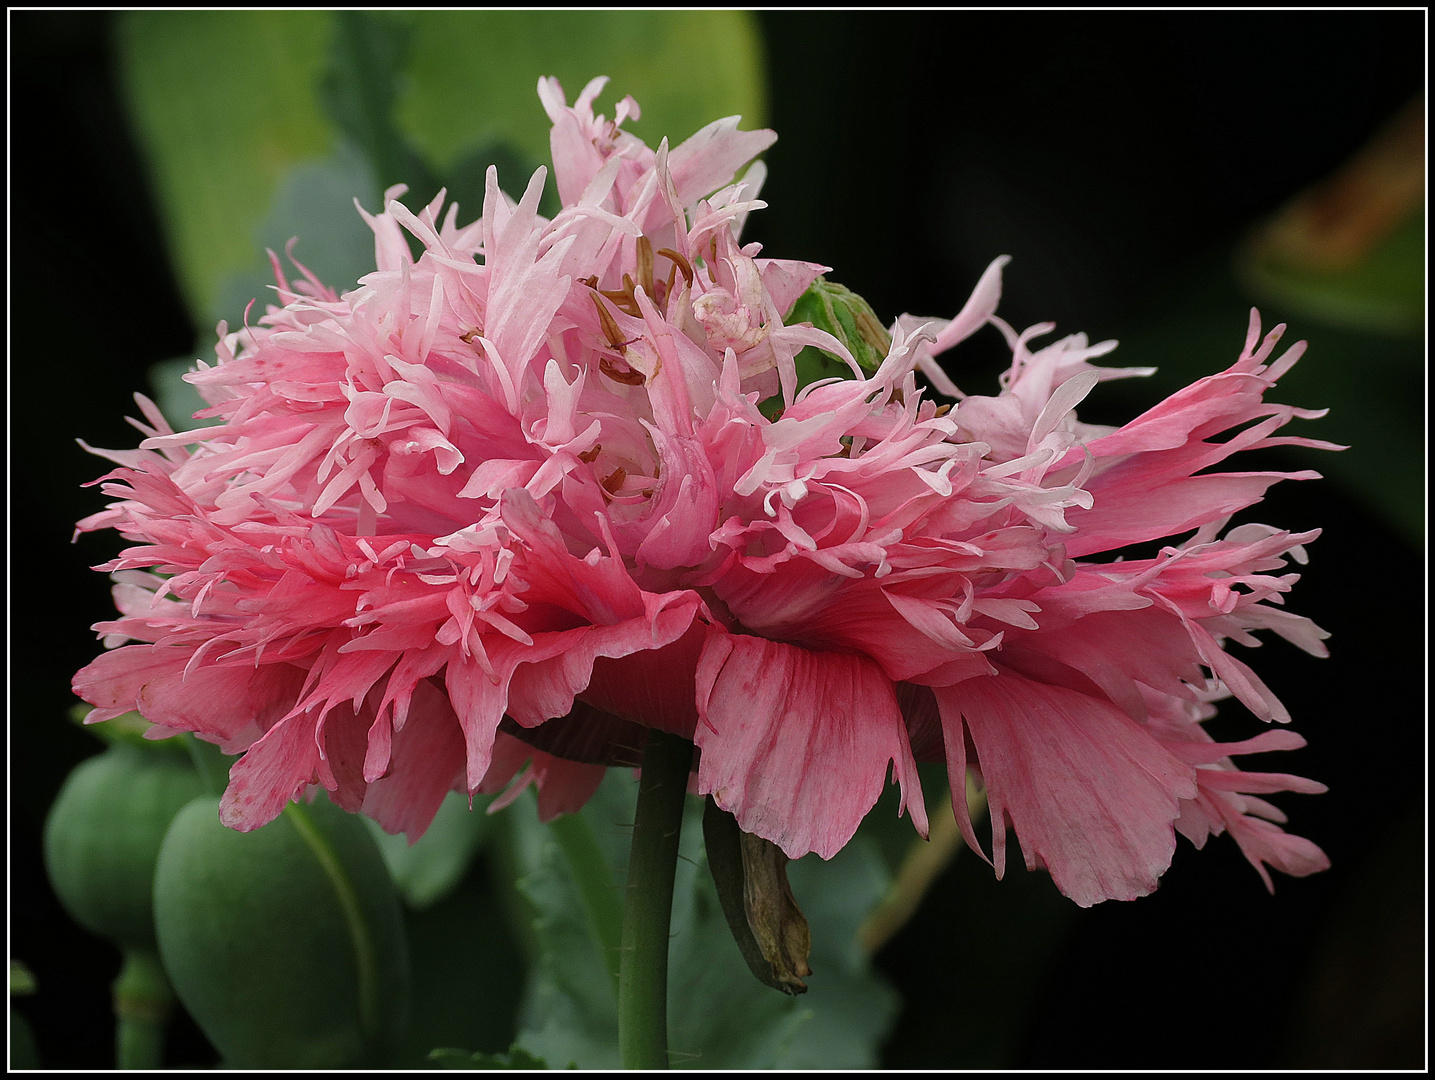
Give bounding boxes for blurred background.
[10,10,1425,1069]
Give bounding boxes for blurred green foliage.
[506,774,899,1069]
[119,11,766,332]
[1243,209,1424,338]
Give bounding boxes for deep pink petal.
[573,620,708,741]
[360,679,467,840]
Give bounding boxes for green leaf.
[120,11,766,331]
[66,702,191,755]
[210,140,383,328]
[1108,251,1424,548]
[148,357,219,433]
[545,812,625,992]
[1237,97,1423,342]
[509,772,900,1069]
[508,787,620,1070]
[429,1043,551,1069]
[118,12,337,323]
[390,857,526,1068]
[1241,208,1424,338]
[9,1008,40,1069]
[9,960,36,997]
[395,13,766,177]
[318,12,430,197]
[364,790,495,911]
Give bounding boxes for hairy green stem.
[114,948,172,1069]
[618,730,693,1070]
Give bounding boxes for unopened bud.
[785,276,893,381]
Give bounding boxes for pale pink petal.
[665,117,776,208]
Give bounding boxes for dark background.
[10,10,1425,1069]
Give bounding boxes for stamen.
[601,466,628,494]
[637,236,655,299]
[592,293,628,349]
[599,357,646,385]
[657,248,694,286]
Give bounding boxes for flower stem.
[113,948,173,1069]
[618,729,693,1070]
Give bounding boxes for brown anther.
[601,466,628,494]
[636,236,655,300]
[579,275,600,290]
[599,284,643,318]
[592,293,628,349]
[657,248,694,286]
[578,443,602,463]
[599,356,646,385]
[459,327,482,344]
[661,263,678,313]
[933,404,952,417]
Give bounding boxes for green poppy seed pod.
[43,744,204,952]
[152,796,410,1069]
[785,276,893,381]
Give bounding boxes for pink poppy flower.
[74,75,1335,905]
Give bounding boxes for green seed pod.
[43,744,204,952]
[785,276,894,384]
[153,796,410,1068]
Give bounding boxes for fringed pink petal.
[219,708,322,831]
[934,670,1198,906]
[360,679,467,841]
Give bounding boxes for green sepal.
[44,745,204,952]
[153,794,410,1068]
